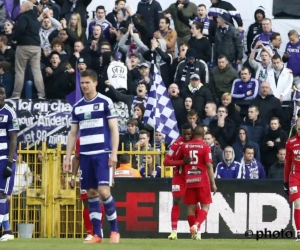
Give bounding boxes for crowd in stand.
[2,0,300,180]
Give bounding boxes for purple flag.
[4,0,20,21]
[66,69,82,106]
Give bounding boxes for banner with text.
[106,179,295,239]
[6,99,72,149]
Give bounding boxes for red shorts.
[184,186,212,205]
[172,173,185,198]
[289,174,300,202]
[80,190,88,200]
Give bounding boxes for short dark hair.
[181,123,193,131]
[0,35,7,46]
[270,32,280,41]
[248,105,259,112]
[0,61,11,73]
[272,54,282,61]
[192,21,203,33]
[198,4,206,8]
[218,105,228,113]
[160,17,170,26]
[270,117,280,124]
[243,145,254,153]
[218,54,228,60]
[127,118,138,126]
[179,42,189,48]
[81,69,98,82]
[194,125,204,137]
[51,38,64,50]
[139,130,150,138]
[241,66,251,74]
[115,0,126,4]
[49,51,60,59]
[119,153,130,164]
[96,6,105,12]
[187,109,198,117]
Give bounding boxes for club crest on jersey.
[0,117,3,122]
[93,104,99,110]
[12,118,19,129]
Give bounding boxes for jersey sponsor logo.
[290,186,298,194]
[172,185,180,191]
[187,170,202,175]
[167,149,174,156]
[185,144,203,149]
[186,177,201,183]
[84,112,91,120]
[12,118,19,129]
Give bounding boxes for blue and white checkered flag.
[143,66,180,144]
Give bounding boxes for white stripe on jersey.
[0,129,7,136]
[80,134,104,145]
[74,103,104,115]
[0,143,7,150]
[79,118,103,130]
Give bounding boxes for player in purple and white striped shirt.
[64,70,120,244]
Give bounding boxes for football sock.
[2,200,10,231]
[195,209,208,227]
[171,205,180,231]
[187,215,195,227]
[294,209,300,231]
[0,198,7,226]
[195,205,201,229]
[83,208,93,235]
[88,197,102,237]
[103,195,119,233]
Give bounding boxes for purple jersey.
[285,41,300,76]
[71,93,117,155]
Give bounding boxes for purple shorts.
[0,160,16,196]
[79,153,113,190]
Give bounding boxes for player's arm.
[206,147,217,194]
[108,117,119,162]
[284,140,292,194]
[164,143,185,166]
[8,131,17,164]
[65,124,79,161]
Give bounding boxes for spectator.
[106,0,126,29]
[154,131,164,151]
[204,132,223,171]
[208,0,243,31]
[169,42,188,81]
[2,19,15,49]
[0,61,13,98]
[168,83,186,129]
[203,102,217,126]
[246,6,265,55]
[214,146,241,179]
[68,13,86,43]
[283,30,300,96]
[241,105,267,146]
[251,18,274,51]
[268,32,281,55]
[39,0,60,20]
[69,41,91,69]
[0,35,15,71]
[164,0,197,46]
[177,4,217,43]
[183,96,193,112]
[131,62,153,95]
[261,117,287,174]
[11,1,45,99]
[249,43,272,83]
[267,148,285,179]
[214,12,243,68]
[55,0,91,29]
[232,126,261,162]
[115,154,141,178]
[265,54,293,102]
[220,93,242,125]
[88,6,111,41]
[209,54,239,101]
[231,67,259,101]
[209,105,236,149]
[154,17,177,58]
[174,48,206,95]
[250,82,283,125]
[49,38,69,63]
[187,109,199,129]
[85,24,106,58]
[140,154,161,178]
[136,0,162,47]
[240,145,266,179]
[119,118,139,152]
[188,22,211,62]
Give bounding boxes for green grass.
[1,238,299,250]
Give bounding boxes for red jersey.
[284,134,300,182]
[164,137,185,175]
[75,138,80,155]
[177,139,212,188]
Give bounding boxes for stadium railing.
[9,142,171,238]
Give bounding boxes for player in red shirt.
[284,118,300,241]
[176,126,217,238]
[164,123,201,240]
[70,138,105,241]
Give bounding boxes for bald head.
[21,1,33,13]
[193,125,204,138]
[260,82,271,97]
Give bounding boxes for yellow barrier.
[8,142,172,238]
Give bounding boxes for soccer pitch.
[1,239,299,250]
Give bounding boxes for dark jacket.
[209,117,237,149]
[170,96,186,130]
[267,162,284,180]
[241,117,268,146]
[261,127,287,172]
[175,59,206,96]
[119,132,139,151]
[12,9,40,46]
[210,144,223,170]
[250,94,283,126]
[232,126,261,162]
[54,0,92,28]
[246,7,265,54]
[225,101,242,126]
[214,24,243,62]
[209,64,239,100]
[0,72,13,98]
[188,37,211,63]
[136,0,163,38]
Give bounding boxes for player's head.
[181,123,193,141]
[243,145,254,162]
[0,83,6,106]
[296,118,300,136]
[80,69,98,96]
[193,125,205,139]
